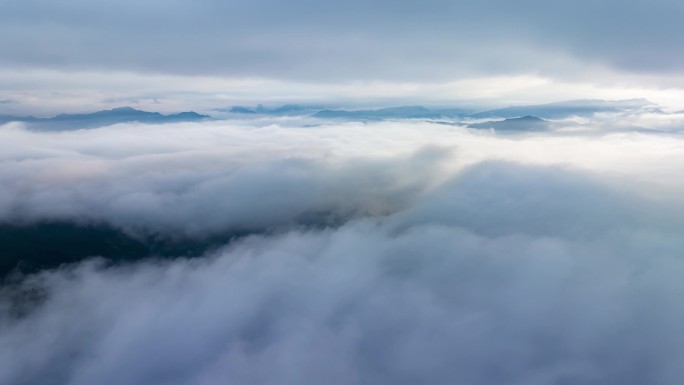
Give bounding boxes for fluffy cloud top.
[2,116,684,384]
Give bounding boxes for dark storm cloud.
[1,0,683,80]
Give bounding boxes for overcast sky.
[3,0,684,114]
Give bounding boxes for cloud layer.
[2,117,684,384]
[4,163,684,385]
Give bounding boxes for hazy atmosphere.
[3,1,684,384]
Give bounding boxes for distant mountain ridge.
[1,99,666,130]
[312,106,470,120]
[467,116,551,132]
[228,104,326,115]
[470,99,656,119]
[308,99,658,121]
[0,106,209,130]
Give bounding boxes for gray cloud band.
[1,0,683,80]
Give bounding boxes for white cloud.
[2,117,684,383]
[3,161,684,384]
[3,118,684,235]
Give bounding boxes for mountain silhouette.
[468,116,551,131]
[0,107,209,130]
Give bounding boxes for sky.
[3,0,684,114]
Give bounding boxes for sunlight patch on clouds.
[2,118,684,237]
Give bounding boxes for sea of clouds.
[2,115,684,384]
